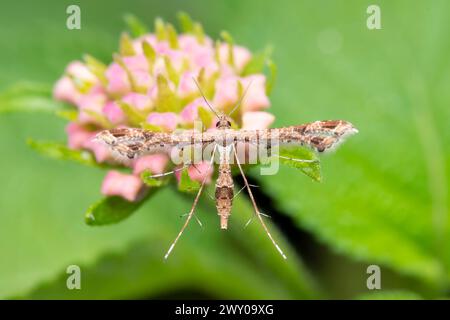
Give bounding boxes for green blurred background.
[0,0,449,299]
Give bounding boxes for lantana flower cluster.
[53,17,275,202]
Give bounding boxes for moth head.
[215,115,232,129]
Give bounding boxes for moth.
[96,79,358,259]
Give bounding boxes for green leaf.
[193,22,205,44]
[198,107,213,129]
[85,194,151,226]
[142,41,156,73]
[164,56,179,85]
[177,11,194,33]
[254,0,450,289]
[155,17,166,41]
[166,23,179,49]
[0,82,68,114]
[178,168,200,193]
[123,14,148,37]
[119,32,136,56]
[117,101,146,126]
[82,109,112,129]
[155,75,181,112]
[55,109,78,121]
[21,193,317,299]
[220,31,234,66]
[83,54,107,85]
[140,122,164,132]
[275,146,321,182]
[27,139,102,168]
[265,59,277,95]
[141,170,165,187]
[242,46,273,76]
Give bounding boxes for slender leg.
[233,184,259,200]
[271,154,319,163]
[164,146,217,260]
[233,144,287,260]
[148,164,191,179]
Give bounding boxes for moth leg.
[233,186,246,200]
[147,163,191,179]
[243,212,270,229]
[164,146,217,260]
[271,154,319,163]
[232,143,287,260]
[146,158,205,179]
[233,184,259,200]
[179,213,203,228]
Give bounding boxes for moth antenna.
[192,76,220,118]
[232,143,287,260]
[164,146,217,260]
[228,80,253,117]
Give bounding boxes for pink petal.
[147,112,179,131]
[240,75,270,112]
[66,123,112,162]
[178,35,213,53]
[123,54,148,72]
[179,98,205,124]
[133,70,153,89]
[232,46,252,71]
[66,122,92,149]
[122,93,152,111]
[188,162,214,183]
[212,76,239,109]
[174,161,214,184]
[101,170,144,202]
[152,41,171,54]
[178,71,199,97]
[242,111,275,130]
[218,44,252,72]
[179,35,216,71]
[106,63,130,96]
[103,101,125,125]
[132,154,169,175]
[83,138,111,163]
[77,91,107,124]
[53,76,81,105]
[66,61,97,83]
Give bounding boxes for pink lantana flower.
[101,171,144,202]
[175,161,214,184]
[147,112,179,132]
[133,154,170,175]
[53,16,276,202]
[242,111,275,130]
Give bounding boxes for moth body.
[215,144,234,229]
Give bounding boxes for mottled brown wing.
[236,120,358,153]
[95,127,215,160]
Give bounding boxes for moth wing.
[235,120,357,153]
[282,120,358,153]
